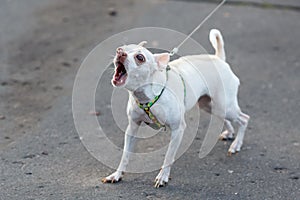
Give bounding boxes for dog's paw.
[154,167,170,188]
[102,171,123,184]
[228,139,242,156]
[219,130,234,141]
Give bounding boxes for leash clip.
[169,47,179,57]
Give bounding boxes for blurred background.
[0,0,299,199]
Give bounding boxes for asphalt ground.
[0,0,299,199]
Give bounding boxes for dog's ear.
[138,41,147,47]
[154,53,170,70]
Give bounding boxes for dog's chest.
[140,112,153,124]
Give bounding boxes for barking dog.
[102,29,250,187]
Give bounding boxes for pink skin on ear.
[154,53,170,71]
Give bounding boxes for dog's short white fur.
[103,29,250,187]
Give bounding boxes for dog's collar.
[135,66,170,130]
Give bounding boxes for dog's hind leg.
[198,95,235,140]
[227,111,250,155]
[219,120,234,140]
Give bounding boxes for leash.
[169,0,226,56]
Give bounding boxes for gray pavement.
[174,0,300,8]
[0,0,299,199]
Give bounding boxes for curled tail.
[209,29,226,61]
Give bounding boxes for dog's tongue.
[118,75,126,84]
[113,74,126,86]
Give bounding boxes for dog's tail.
[209,29,226,61]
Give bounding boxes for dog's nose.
[116,48,127,62]
[116,48,127,56]
[116,47,123,53]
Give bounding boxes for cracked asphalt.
[0,0,299,199]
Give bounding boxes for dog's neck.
[133,85,156,103]
[131,69,166,104]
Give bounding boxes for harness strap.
[137,86,166,129]
[135,65,186,130]
[136,67,169,130]
[179,73,187,105]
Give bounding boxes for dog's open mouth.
[112,61,127,86]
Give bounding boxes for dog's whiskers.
[109,54,115,59]
[105,67,115,76]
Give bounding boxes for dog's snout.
[116,48,127,62]
[116,48,126,55]
[116,47,123,53]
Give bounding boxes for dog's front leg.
[154,120,186,188]
[102,119,139,183]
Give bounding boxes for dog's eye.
[135,54,145,63]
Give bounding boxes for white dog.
[102,29,250,187]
